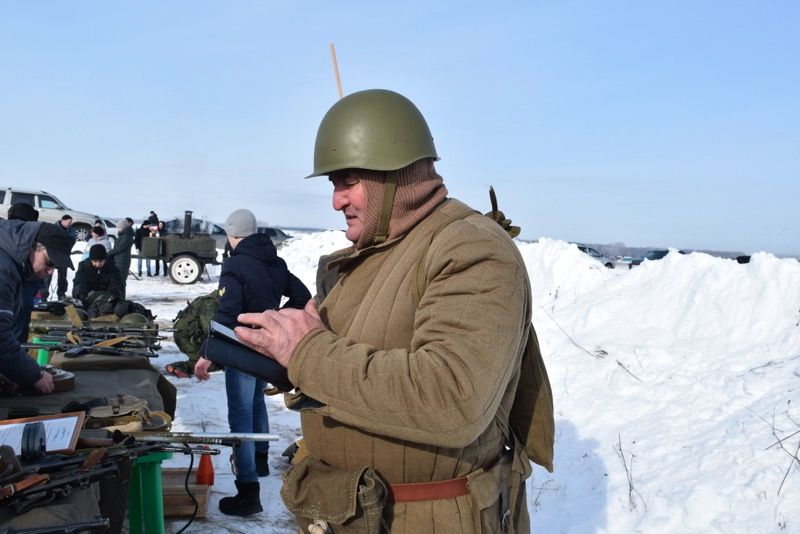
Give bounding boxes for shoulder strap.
[412,207,477,306]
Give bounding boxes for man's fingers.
[235,325,274,357]
[237,311,279,328]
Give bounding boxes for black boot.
[219,480,262,517]
[255,452,269,477]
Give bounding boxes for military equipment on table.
[139,210,219,284]
[22,343,156,359]
[0,517,110,534]
[29,304,161,351]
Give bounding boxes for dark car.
[630,249,687,268]
[256,227,292,247]
[162,217,228,249]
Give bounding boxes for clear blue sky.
[2,1,798,255]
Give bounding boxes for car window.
[0,191,5,203]
[38,195,62,209]
[588,248,601,257]
[11,192,36,206]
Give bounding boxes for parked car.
[0,186,105,242]
[102,218,119,245]
[573,243,615,269]
[256,226,292,247]
[629,249,688,267]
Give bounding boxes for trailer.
[139,211,219,284]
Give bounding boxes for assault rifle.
[0,441,163,513]
[0,518,109,534]
[0,461,118,514]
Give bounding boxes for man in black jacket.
[194,208,310,517]
[0,221,73,393]
[55,214,77,300]
[72,244,123,303]
[7,203,43,344]
[107,219,134,298]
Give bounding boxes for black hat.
[89,244,108,261]
[35,223,74,269]
[8,203,39,221]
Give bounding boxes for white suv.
[0,186,105,242]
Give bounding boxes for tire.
[169,254,203,284]
[605,263,615,269]
[72,223,92,242]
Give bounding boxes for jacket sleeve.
[108,230,133,258]
[72,264,88,301]
[281,272,312,310]
[0,274,42,385]
[288,221,531,448]
[212,265,244,329]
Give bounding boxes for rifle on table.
[129,431,279,449]
[0,441,163,513]
[0,517,109,534]
[20,343,157,359]
[0,461,118,514]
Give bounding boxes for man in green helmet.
[236,89,551,533]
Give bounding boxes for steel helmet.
[119,312,149,325]
[307,89,439,178]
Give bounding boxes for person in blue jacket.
[194,208,310,517]
[0,220,74,393]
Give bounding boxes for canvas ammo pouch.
[83,395,149,428]
[465,444,531,534]
[281,455,388,533]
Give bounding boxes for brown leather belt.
[388,476,469,503]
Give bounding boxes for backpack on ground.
[173,289,221,362]
[113,300,156,321]
[86,291,119,318]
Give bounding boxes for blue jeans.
[137,257,152,275]
[225,367,270,482]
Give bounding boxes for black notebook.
[205,320,294,391]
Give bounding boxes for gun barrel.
[5,517,111,534]
[131,432,279,444]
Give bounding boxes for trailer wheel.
[169,254,203,284]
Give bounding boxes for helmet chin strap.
[372,171,398,245]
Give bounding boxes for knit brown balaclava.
[355,158,448,249]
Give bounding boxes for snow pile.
[124,230,799,533]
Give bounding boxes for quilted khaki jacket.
[287,199,533,533]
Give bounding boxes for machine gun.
[0,518,109,534]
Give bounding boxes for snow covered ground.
[115,231,799,533]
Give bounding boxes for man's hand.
[194,357,212,381]
[236,299,324,368]
[33,370,55,394]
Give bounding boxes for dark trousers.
[57,268,69,298]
